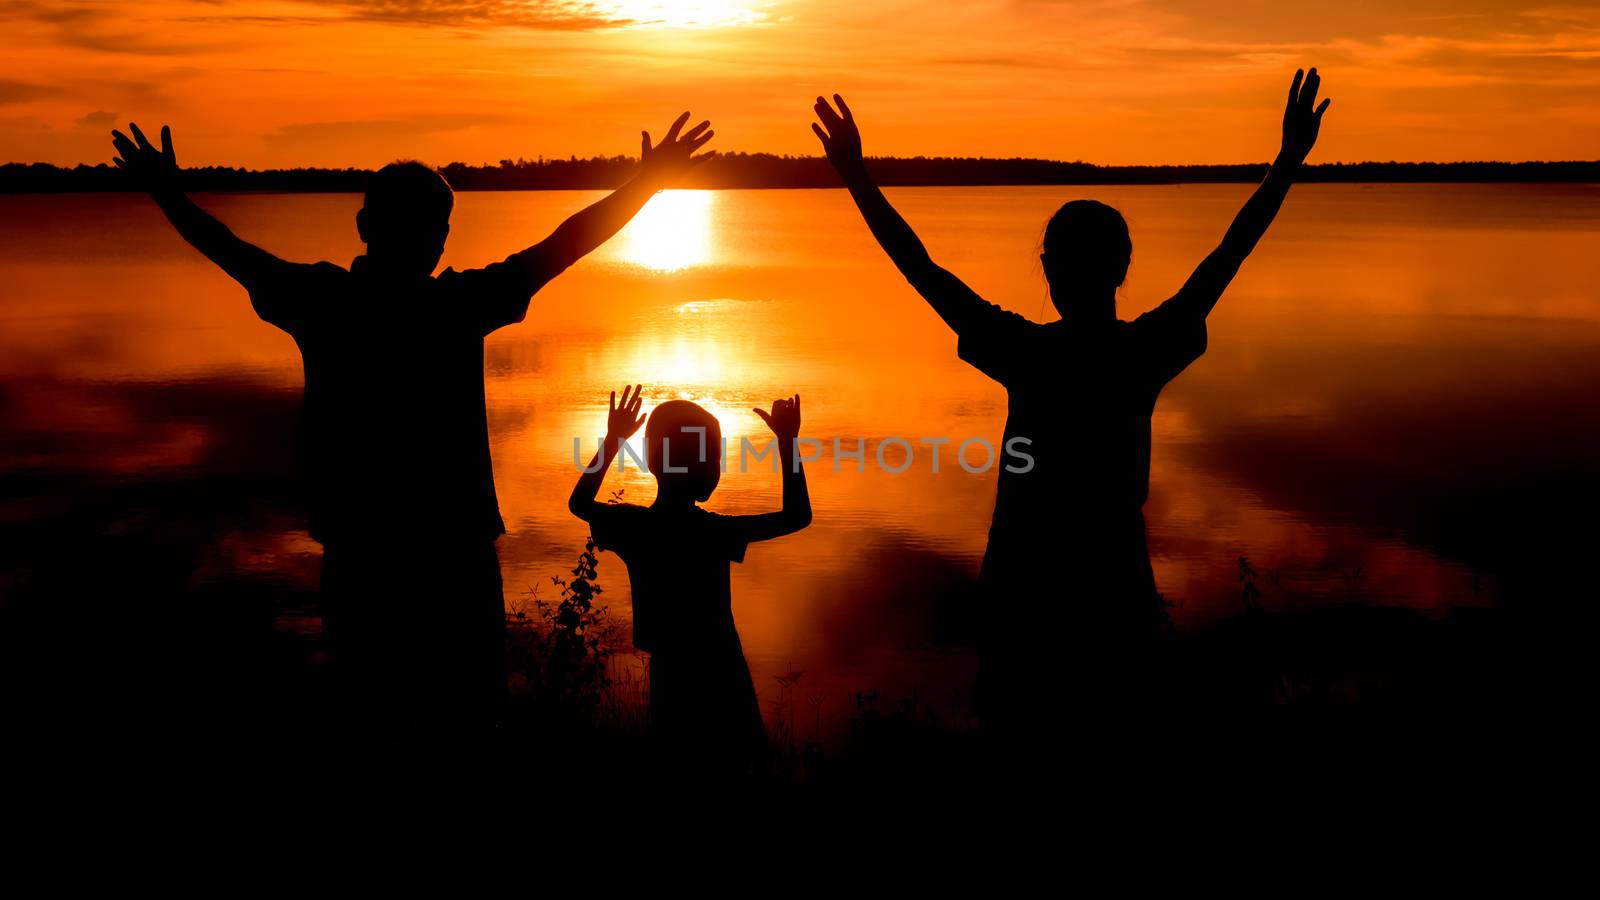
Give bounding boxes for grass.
[495,530,1516,783]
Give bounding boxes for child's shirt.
[587,503,750,654]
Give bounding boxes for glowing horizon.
[4,1,1598,169]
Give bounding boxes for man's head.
[645,400,723,502]
[1040,199,1132,317]
[355,161,453,278]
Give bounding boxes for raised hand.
[753,394,801,441]
[606,384,647,441]
[110,122,179,193]
[639,112,714,185]
[811,94,864,174]
[1280,68,1331,164]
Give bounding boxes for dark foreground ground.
[0,539,1552,796]
[0,377,1579,794]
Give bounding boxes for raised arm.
[568,384,647,522]
[723,395,812,544]
[811,95,992,335]
[111,124,299,299]
[509,112,713,286]
[1167,68,1331,320]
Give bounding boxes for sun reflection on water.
[612,190,716,272]
[571,311,761,475]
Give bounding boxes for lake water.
[3,184,1597,738]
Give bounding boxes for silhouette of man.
[811,71,1331,742]
[111,114,715,730]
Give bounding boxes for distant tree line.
[3,154,1596,193]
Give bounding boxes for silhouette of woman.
[811,70,1331,737]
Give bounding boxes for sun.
[597,1,770,29]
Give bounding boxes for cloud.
[244,1,778,30]
[325,1,631,28]
[0,79,59,105]
[270,113,514,141]
[173,2,628,30]
[4,0,244,56]
[905,0,1600,100]
[261,113,523,163]
[76,110,119,127]
[4,1,97,27]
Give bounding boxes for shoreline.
[5,158,1598,193]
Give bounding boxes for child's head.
[645,400,722,502]
[1040,199,1132,314]
[355,161,454,278]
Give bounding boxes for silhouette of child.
[569,386,812,772]
[110,115,715,729]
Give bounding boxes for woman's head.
[645,400,723,502]
[1040,200,1131,316]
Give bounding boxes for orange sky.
[3,1,1597,167]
